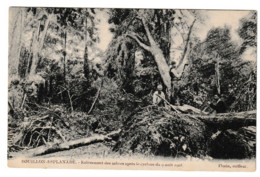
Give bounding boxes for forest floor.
[8,104,256,160]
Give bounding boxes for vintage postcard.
[8,7,256,171]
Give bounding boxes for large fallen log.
[188,110,256,130]
[174,104,207,114]
[159,100,256,130]
[12,129,121,158]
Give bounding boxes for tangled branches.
[114,106,207,158]
[8,105,68,155]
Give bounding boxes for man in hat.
[153,84,166,107]
[208,94,226,113]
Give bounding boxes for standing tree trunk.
[63,30,67,83]
[83,18,89,79]
[29,22,41,76]
[127,17,172,90]
[30,14,51,76]
[127,16,195,93]
[9,8,24,78]
[17,9,24,78]
[150,45,172,89]
[25,30,36,76]
[215,54,221,94]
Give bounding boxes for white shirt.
[153,91,165,105]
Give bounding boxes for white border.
[1,0,259,177]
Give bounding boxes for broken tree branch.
[155,93,181,113]
[30,126,66,142]
[20,93,27,109]
[126,33,151,51]
[177,19,196,68]
[88,79,103,114]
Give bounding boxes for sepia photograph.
[7,7,256,171]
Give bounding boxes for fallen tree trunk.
[174,104,207,114]
[12,129,121,157]
[161,101,255,129]
[189,110,256,130]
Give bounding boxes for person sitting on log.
[153,84,166,107]
[208,94,226,113]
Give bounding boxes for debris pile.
[114,106,208,158]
